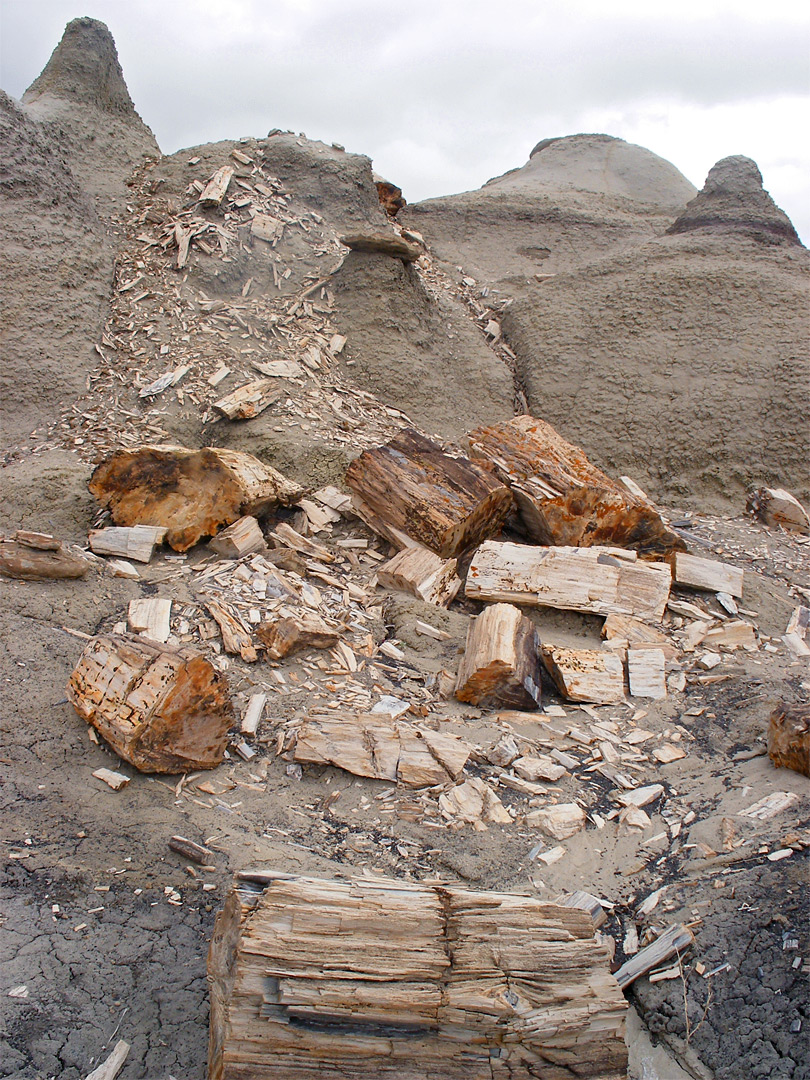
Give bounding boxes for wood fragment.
[213,380,283,421]
[526,802,587,839]
[169,835,216,864]
[92,768,130,792]
[673,553,743,598]
[703,621,757,650]
[438,776,511,826]
[128,598,172,643]
[468,416,684,555]
[345,429,512,558]
[768,703,810,777]
[554,891,609,929]
[89,525,167,563]
[614,924,694,990]
[627,648,667,699]
[90,445,303,552]
[0,540,88,580]
[455,603,542,710]
[199,165,234,206]
[241,693,267,736]
[209,516,266,558]
[291,711,470,786]
[84,1039,130,1080]
[208,871,628,1080]
[68,634,233,773]
[747,488,810,534]
[541,645,625,704]
[467,542,671,620]
[271,522,334,563]
[205,600,258,662]
[376,546,461,608]
[256,610,340,659]
[13,530,60,550]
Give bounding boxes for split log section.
[208,870,628,1080]
[468,416,684,555]
[89,445,304,552]
[67,633,232,773]
[345,429,512,557]
[455,603,542,710]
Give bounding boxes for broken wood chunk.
[68,633,232,773]
[271,521,334,563]
[541,645,625,705]
[250,214,283,244]
[673,552,743,598]
[213,379,283,421]
[169,835,216,864]
[84,1038,130,1080]
[438,776,512,827]
[703,620,758,650]
[89,524,167,563]
[626,648,667,700]
[0,540,89,580]
[241,692,267,737]
[747,488,810,535]
[256,609,340,659]
[554,891,609,929]
[614,924,694,990]
[467,542,672,620]
[12,530,60,550]
[128,597,172,643]
[345,429,512,558]
[199,165,234,206]
[512,754,567,782]
[602,613,677,659]
[291,711,471,786]
[339,231,422,261]
[208,871,628,1080]
[376,546,461,608]
[526,802,587,839]
[455,603,542,710]
[468,415,684,555]
[209,516,266,558]
[92,768,130,791]
[205,599,257,662]
[768,703,810,777]
[90,445,303,552]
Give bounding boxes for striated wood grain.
[455,603,542,710]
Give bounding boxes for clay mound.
[486,134,696,206]
[401,135,696,290]
[21,17,159,217]
[330,252,515,441]
[668,155,802,245]
[502,177,810,508]
[0,91,112,446]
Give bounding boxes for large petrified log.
[344,429,512,558]
[208,870,628,1080]
[467,542,672,620]
[468,415,684,555]
[67,633,232,773]
[289,711,470,786]
[455,603,542,709]
[89,445,304,552]
[768,703,810,777]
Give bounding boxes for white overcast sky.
[2,0,809,240]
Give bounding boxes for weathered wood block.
[468,415,684,555]
[89,445,304,552]
[455,602,542,710]
[213,379,282,421]
[209,516,266,558]
[541,645,625,704]
[673,553,743,598]
[345,429,512,558]
[0,540,88,580]
[467,542,672,620]
[208,870,628,1080]
[626,647,667,700]
[747,488,810,535]
[290,711,470,787]
[67,633,232,773]
[768,703,810,777]
[256,610,340,659]
[376,546,461,608]
[89,524,167,563]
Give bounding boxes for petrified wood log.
[0,540,89,580]
[89,445,304,552]
[208,870,628,1080]
[455,603,542,710]
[768,703,810,777]
[67,633,232,773]
[468,415,684,556]
[345,429,512,558]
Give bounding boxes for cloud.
[1,0,808,238]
